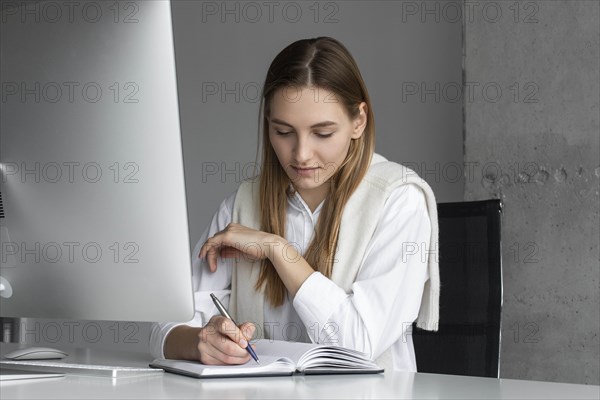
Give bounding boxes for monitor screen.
[0,0,195,323]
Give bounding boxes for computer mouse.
[3,347,68,360]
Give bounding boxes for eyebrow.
[269,118,338,129]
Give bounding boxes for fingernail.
[239,339,248,348]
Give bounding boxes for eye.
[315,132,334,138]
[275,130,292,136]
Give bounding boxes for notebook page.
[253,339,318,364]
[298,346,379,370]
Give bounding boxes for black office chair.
[413,199,503,378]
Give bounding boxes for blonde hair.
[255,37,375,307]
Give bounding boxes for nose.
[293,134,314,166]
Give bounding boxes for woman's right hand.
[196,315,256,365]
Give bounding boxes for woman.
[150,37,439,372]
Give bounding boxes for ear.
[351,102,368,139]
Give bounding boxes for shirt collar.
[287,184,325,218]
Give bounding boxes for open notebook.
[149,339,383,378]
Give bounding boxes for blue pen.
[210,293,260,364]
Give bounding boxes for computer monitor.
[0,0,195,323]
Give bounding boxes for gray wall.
[464,0,599,385]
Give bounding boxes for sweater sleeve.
[148,191,237,359]
[292,183,431,360]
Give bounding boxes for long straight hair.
[255,37,375,307]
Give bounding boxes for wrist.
[263,235,314,297]
[264,234,288,261]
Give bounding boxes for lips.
[291,166,320,177]
[293,167,319,171]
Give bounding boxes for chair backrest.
[412,199,503,378]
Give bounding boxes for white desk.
[1,346,598,399]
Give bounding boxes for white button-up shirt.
[150,183,431,371]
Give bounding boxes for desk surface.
[1,345,598,400]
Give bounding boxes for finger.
[199,352,221,365]
[199,242,216,260]
[199,239,212,259]
[239,322,256,341]
[215,317,249,349]
[202,340,250,365]
[199,235,222,259]
[204,332,252,363]
[208,247,219,272]
[200,241,222,271]
[201,319,251,361]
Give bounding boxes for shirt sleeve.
[292,183,432,360]
[148,190,237,359]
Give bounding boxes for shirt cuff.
[293,272,349,341]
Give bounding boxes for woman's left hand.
[198,223,282,272]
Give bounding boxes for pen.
[210,293,260,364]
